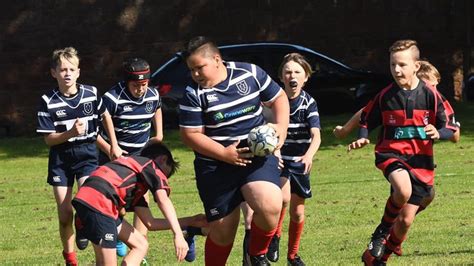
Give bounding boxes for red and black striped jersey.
[73,155,170,219]
[359,80,457,185]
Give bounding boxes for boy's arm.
[134,207,207,230]
[154,189,188,261]
[96,134,111,154]
[100,111,123,160]
[149,108,163,144]
[266,91,289,149]
[297,128,321,174]
[43,118,85,146]
[180,127,253,166]
[333,108,363,139]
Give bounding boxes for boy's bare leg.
[92,243,117,266]
[120,220,149,265]
[53,186,75,253]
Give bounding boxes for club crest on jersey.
[236,80,250,95]
[423,111,430,125]
[83,102,93,115]
[145,101,154,113]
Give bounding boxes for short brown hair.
[389,40,420,60]
[51,47,79,69]
[278,53,314,79]
[418,60,441,83]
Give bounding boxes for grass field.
[1,102,473,265]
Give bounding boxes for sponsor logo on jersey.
[123,105,133,112]
[210,208,219,216]
[206,94,219,103]
[394,126,428,140]
[56,110,67,118]
[104,233,114,241]
[52,176,61,183]
[145,101,154,113]
[213,105,256,122]
[236,80,250,96]
[83,102,93,115]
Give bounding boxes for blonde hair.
[278,53,314,79]
[418,60,441,83]
[51,47,80,69]
[389,40,420,60]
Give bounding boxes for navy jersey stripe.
[281,90,320,159]
[179,62,281,153]
[100,81,161,154]
[36,84,104,144]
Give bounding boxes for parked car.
[150,43,391,128]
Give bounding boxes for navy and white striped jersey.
[281,90,320,161]
[179,62,282,158]
[100,81,161,155]
[37,84,105,145]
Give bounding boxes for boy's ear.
[50,68,56,79]
[414,60,421,72]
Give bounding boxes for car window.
[222,51,266,70]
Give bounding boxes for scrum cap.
[123,58,150,83]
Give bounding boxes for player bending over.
[72,142,206,265]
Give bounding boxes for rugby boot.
[116,240,128,257]
[184,235,196,262]
[367,225,389,259]
[250,254,271,266]
[266,235,280,262]
[287,255,305,266]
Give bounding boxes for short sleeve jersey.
[101,81,161,155]
[360,80,457,185]
[73,155,170,219]
[281,90,321,161]
[36,84,105,145]
[179,62,281,159]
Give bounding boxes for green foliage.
[0,102,473,265]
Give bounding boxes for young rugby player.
[72,143,206,265]
[348,40,457,265]
[96,58,163,259]
[333,61,460,143]
[263,53,321,266]
[36,47,121,266]
[179,36,289,265]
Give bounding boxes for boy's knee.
[398,215,414,230]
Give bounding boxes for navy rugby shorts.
[72,200,122,248]
[384,161,433,205]
[194,155,280,221]
[47,142,98,186]
[281,160,312,199]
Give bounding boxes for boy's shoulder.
[79,84,98,94]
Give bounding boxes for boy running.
[265,53,321,266]
[36,47,120,266]
[348,40,457,265]
[179,36,289,265]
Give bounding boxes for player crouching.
[72,143,205,265]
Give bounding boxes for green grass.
[1,102,473,265]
